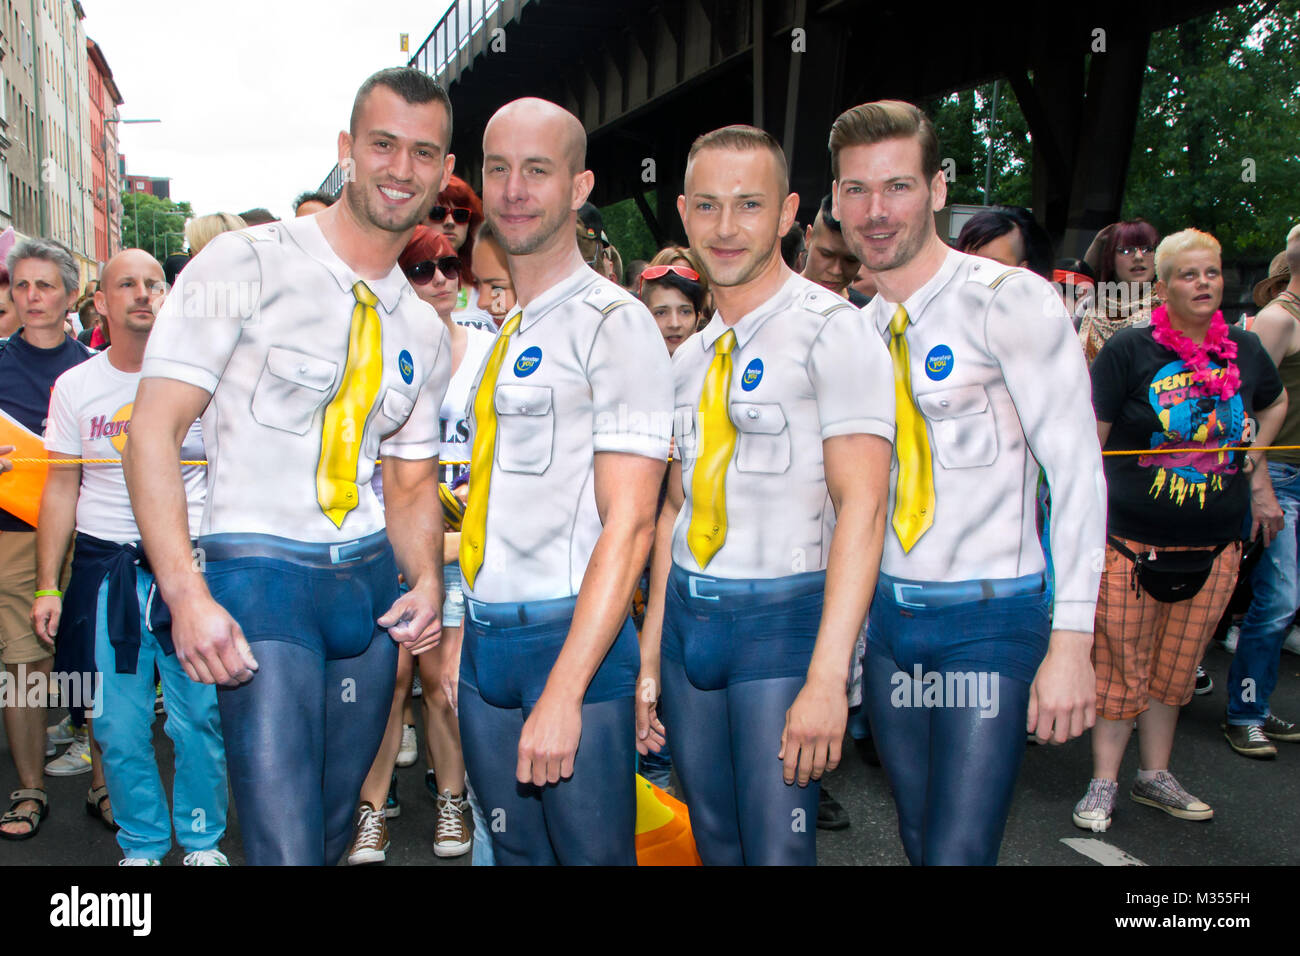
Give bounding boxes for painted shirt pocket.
[494,384,554,475]
[731,401,791,474]
[915,384,998,469]
[372,388,416,438]
[250,346,338,435]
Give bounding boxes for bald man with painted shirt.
[831,100,1105,866]
[637,126,893,865]
[455,98,673,865]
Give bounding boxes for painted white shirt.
[46,350,206,543]
[670,272,895,579]
[440,326,496,483]
[464,264,673,603]
[862,248,1106,633]
[141,217,452,543]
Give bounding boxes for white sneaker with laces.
[119,858,160,866]
[46,732,92,776]
[183,849,230,866]
[1223,625,1239,654]
[396,724,418,767]
[47,714,76,745]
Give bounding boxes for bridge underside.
[437,0,1238,256]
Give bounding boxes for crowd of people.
[0,65,1297,866]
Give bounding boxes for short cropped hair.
[1155,228,1221,283]
[687,125,789,196]
[293,190,335,212]
[817,194,842,233]
[350,67,453,143]
[8,237,79,295]
[828,100,941,182]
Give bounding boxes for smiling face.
[678,146,795,289]
[1156,248,1223,325]
[96,250,166,338]
[832,135,945,275]
[481,99,592,258]
[644,283,698,355]
[340,85,452,235]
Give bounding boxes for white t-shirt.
[45,350,206,544]
[440,326,496,483]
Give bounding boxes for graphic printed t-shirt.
[1092,325,1284,546]
[45,351,206,543]
[0,330,93,530]
[439,326,495,483]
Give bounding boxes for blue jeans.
[93,572,227,860]
[1227,462,1300,725]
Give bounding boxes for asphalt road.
[3,638,1297,866]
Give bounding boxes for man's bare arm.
[377,455,444,653]
[30,455,81,644]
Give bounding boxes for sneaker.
[118,858,160,866]
[1194,666,1213,695]
[47,714,76,745]
[385,772,401,819]
[816,787,850,831]
[45,737,55,757]
[1072,777,1119,831]
[346,803,389,865]
[396,724,418,768]
[1262,712,1300,742]
[1222,625,1239,654]
[1222,721,1277,759]
[433,790,471,857]
[45,731,92,776]
[1284,627,1300,657]
[183,849,230,866]
[1130,771,1213,821]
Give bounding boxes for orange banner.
[0,409,47,526]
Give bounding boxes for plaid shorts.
[1092,536,1240,719]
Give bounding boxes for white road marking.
[1060,837,1147,866]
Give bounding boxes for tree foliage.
[120,191,192,262]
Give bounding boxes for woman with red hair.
[430,175,493,330]
[346,225,495,865]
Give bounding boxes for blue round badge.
[514,346,543,377]
[740,358,764,392]
[924,345,954,381]
[398,349,415,384]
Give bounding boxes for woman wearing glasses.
[639,262,705,356]
[429,175,495,333]
[1079,218,1163,364]
[346,226,494,865]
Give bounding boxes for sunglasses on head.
[430,205,471,224]
[638,264,700,293]
[404,256,461,284]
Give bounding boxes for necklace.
[1150,304,1240,400]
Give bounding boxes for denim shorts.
[202,531,399,660]
[443,563,465,628]
[662,564,826,690]
[460,594,638,708]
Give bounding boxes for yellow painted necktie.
[317,281,384,528]
[889,305,935,551]
[460,311,523,589]
[687,328,737,568]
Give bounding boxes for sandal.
[86,785,118,831]
[0,788,49,841]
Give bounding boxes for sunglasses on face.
[637,264,700,293]
[404,256,461,284]
[1117,245,1155,257]
[430,205,471,224]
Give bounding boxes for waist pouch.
[1108,536,1228,604]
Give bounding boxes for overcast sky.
[85,0,454,221]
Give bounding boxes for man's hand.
[1251,481,1284,548]
[30,595,62,647]
[378,581,442,654]
[635,660,666,756]
[439,627,463,711]
[516,686,583,787]
[779,677,847,786]
[1027,629,1096,743]
[172,593,259,686]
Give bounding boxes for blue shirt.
[0,329,93,530]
